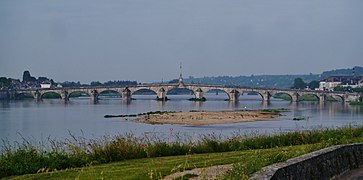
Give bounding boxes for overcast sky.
[1,0,362,83]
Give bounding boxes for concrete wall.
[251,143,363,180]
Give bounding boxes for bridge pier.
[60,90,69,103]
[319,94,326,102]
[261,91,271,102]
[121,88,132,101]
[34,90,41,102]
[90,90,99,104]
[228,90,240,101]
[156,88,167,101]
[292,92,300,102]
[194,88,205,101]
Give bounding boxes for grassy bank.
[1,126,363,178]
[350,102,363,106]
[7,144,328,179]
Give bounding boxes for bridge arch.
[68,90,90,98]
[240,90,264,101]
[166,87,194,100]
[299,93,320,101]
[40,91,62,99]
[271,92,293,101]
[167,87,194,95]
[205,88,230,100]
[132,88,157,95]
[98,90,121,98]
[130,88,157,100]
[15,92,35,99]
[330,94,345,102]
[131,88,157,95]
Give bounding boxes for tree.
[307,80,320,90]
[61,81,82,87]
[334,86,354,92]
[22,70,36,82]
[292,78,307,89]
[354,88,363,93]
[168,79,179,84]
[0,77,11,89]
[90,81,102,86]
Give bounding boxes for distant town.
[0,66,363,93]
[0,70,138,90]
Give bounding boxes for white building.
[318,81,341,91]
[319,76,363,91]
[40,83,51,89]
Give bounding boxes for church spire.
[179,62,184,85]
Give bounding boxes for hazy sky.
[1,0,362,83]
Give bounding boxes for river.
[0,93,362,151]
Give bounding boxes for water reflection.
[194,101,203,110]
[156,100,165,111]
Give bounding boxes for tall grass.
[1,125,362,178]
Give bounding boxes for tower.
[179,62,184,85]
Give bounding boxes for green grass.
[299,95,319,101]
[68,92,89,98]
[350,102,363,106]
[5,144,329,180]
[261,108,290,113]
[41,92,61,99]
[1,125,363,179]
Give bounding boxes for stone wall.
[250,143,363,180]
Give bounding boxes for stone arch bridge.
[15,83,360,104]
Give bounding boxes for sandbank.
[131,110,279,125]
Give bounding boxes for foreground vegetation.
[1,126,363,179]
[8,144,327,179]
[350,102,363,106]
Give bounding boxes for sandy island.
[131,110,279,125]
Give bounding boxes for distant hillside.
[321,66,363,77]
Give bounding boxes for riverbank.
[131,110,280,125]
[350,101,363,106]
[4,126,363,179]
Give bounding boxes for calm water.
[0,93,362,150]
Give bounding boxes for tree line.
[291,78,320,90]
